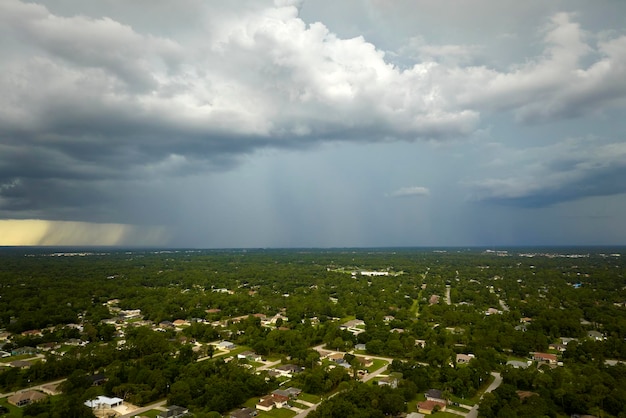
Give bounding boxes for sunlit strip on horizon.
[0,219,168,246]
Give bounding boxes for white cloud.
[389,186,430,198]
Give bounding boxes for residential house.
[89,373,107,386]
[84,396,123,409]
[456,353,475,364]
[356,357,373,368]
[158,321,174,329]
[217,341,236,350]
[425,389,446,403]
[8,391,47,407]
[549,343,567,352]
[533,352,558,364]
[11,346,36,356]
[157,405,190,418]
[341,319,365,328]
[256,393,289,412]
[272,364,303,378]
[37,342,60,352]
[271,388,302,400]
[237,351,263,362]
[417,400,446,415]
[40,383,61,395]
[10,360,32,369]
[587,331,603,341]
[506,360,530,369]
[229,407,258,418]
[329,353,345,363]
[377,376,399,389]
[21,330,43,338]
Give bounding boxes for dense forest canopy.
[0,246,625,417]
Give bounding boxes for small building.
[273,364,303,377]
[8,390,47,407]
[11,346,36,356]
[532,352,557,364]
[89,373,107,386]
[84,395,123,409]
[229,407,258,418]
[217,341,236,350]
[256,393,289,412]
[456,353,475,364]
[587,331,603,341]
[10,360,32,369]
[549,343,567,352]
[377,376,399,389]
[356,357,373,368]
[417,400,446,415]
[157,405,190,418]
[506,360,530,369]
[237,351,263,362]
[40,383,61,395]
[342,319,365,328]
[425,389,445,403]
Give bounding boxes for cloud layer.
[0,0,625,246]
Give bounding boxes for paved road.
[0,378,66,399]
[466,372,502,418]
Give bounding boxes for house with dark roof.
[229,407,258,418]
[425,389,445,403]
[9,391,47,407]
[157,405,190,418]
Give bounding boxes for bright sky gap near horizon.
[1,0,625,248]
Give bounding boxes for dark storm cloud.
[0,0,625,247]
[471,140,626,207]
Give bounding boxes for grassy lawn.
[297,393,320,404]
[0,355,32,364]
[0,397,22,418]
[256,407,296,418]
[366,358,388,372]
[434,411,464,417]
[290,401,308,409]
[449,394,477,406]
[243,397,260,408]
[447,404,471,413]
[224,345,249,358]
[406,399,419,412]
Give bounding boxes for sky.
[1,0,626,248]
